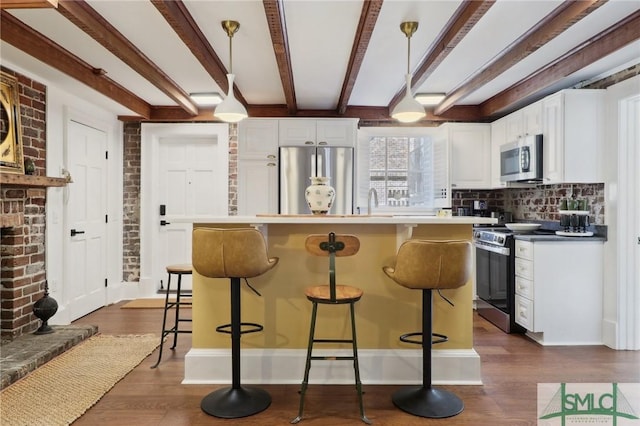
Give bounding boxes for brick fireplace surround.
[0,68,47,341]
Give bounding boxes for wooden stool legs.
[391,289,464,418]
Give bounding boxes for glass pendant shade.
[214,74,247,123]
[391,74,425,123]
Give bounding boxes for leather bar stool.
[192,227,278,419]
[292,232,371,425]
[382,239,472,419]
[151,263,192,369]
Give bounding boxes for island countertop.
[176,214,498,225]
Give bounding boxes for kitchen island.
[183,215,496,385]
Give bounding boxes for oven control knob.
[497,236,504,244]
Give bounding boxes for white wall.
[2,60,124,325]
[603,74,640,350]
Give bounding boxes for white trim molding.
[183,348,482,385]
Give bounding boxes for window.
[356,128,449,213]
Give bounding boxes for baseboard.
[602,319,618,349]
[183,348,482,385]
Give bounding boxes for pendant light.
[214,20,248,123]
[391,22,425,123]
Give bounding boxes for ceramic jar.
[304,176,335,215]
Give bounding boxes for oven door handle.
[474,242,510,256]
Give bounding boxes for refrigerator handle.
[311,153,316,177]
[317,151,324,177]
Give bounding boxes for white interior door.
[65,120,107,319]
[155,136,224,291]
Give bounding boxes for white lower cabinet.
[513,239,603,345]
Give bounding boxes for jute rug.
[120,298,191,309]
[0,334,159,426]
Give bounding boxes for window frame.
[356,127,450,215]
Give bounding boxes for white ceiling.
[1,0,639,120]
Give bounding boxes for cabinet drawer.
[515,240,533,260]
[515,276,533,299]
[514,257,534,280]
[515,294,534,331]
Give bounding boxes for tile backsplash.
[453,183,605,225]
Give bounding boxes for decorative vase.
[33,281,58,335]
[304,176,335,215]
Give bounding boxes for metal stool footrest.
[216,322,263,335]
[399,331,448,345]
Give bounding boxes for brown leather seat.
[192,227,278,419]
[293,232,370,425]
[382,239,472,419]
[382,239,471,290]
[192,228,278,279]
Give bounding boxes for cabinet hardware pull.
[267,163,276,167]
[318,141,327,145]
[267,155,276,159]
[304,141,314,145]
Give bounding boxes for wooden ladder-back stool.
[292,232,371,424]
[382,239,472,419]
[192,227,279,419]
[150,263,192,369]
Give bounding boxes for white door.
[155,137,221,290]
[65,120,107,318]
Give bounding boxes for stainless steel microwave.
[500,134,543,182]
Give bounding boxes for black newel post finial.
[33,281,58,335]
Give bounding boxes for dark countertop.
[513,233,607,242]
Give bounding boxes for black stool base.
[201,386,271,419]
[392,386,464,418]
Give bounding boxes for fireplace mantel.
[0,173,69,188]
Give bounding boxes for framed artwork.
[0,71,25,174]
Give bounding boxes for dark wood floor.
[71,302,640,425]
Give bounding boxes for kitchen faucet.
[367,188,378,215]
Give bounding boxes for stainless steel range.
[473,227,525,333]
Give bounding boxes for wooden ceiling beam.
[152,0,248,107]
[337,0,383,115]
[481,10,640,117]
[434,0,606,115]
[0,0,57,9]
[56,0,198,116]
[388,0,495,113]
[119,103,482,123]
[263,0,297,115]
[0,10,151,118]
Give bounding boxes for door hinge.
[104,278,108,288]
[105,151,109,160]
[105,214,108,223]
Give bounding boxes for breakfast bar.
[182,215,496,385]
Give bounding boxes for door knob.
[70,229,85,237]
[160,220,171,226]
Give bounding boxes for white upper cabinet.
[542,89,604,184]
[238,119,279,159]
[279,118,357,147]
[444,123,491,189]
[505,101,543,143]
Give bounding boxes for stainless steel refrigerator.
[279,146,353,215]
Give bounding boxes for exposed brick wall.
[453,182,605,225]
[122,122,141,282]
[0,68,48,340]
